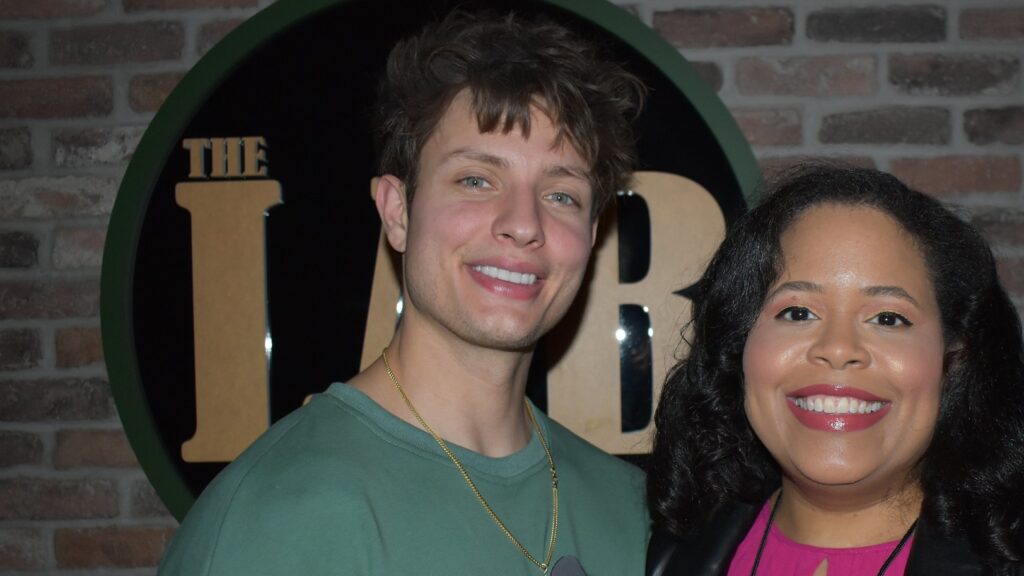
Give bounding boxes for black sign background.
[102,0,760,521]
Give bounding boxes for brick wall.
[0,0,1021,573]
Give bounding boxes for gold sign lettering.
[177,134,278,462]
[182,137,268,179]
[545,172,725,453]
[182,169,724,460]
[178,180,280,461]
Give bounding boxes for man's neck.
[348,327,536,458]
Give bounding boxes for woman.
[646,164,1024,575]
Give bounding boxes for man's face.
[386,91,596,351]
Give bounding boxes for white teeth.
[793,395,884,415]
[473,265,537,285]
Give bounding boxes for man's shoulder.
[181,386,391,508]
[158,388,386,575]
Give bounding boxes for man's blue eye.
[548,192,576,206]
[460,176,488,188]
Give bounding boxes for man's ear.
[373,174,409,253]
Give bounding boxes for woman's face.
[743,204,945,495]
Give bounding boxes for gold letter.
[243,137,268,177]
[545,172,726,454]
[182,138,210,179]
[176,180,282,462]
[209,138,243,178]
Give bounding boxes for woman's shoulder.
[646,500,762,576]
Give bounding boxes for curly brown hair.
[375,9,645,218]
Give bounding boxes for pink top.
[726,501,914,576]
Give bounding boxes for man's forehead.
[426,92,590,170]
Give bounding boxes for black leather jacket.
[647,501,1023,576]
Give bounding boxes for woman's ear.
[374,174,409,253]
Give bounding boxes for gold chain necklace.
[381,348,559,574]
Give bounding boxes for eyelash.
[774,306,914,328]
[868,311,914,327]
[776,306,818,322]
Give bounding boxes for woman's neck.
[772,476,923,548]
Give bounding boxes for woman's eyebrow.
[863,285,920,307]
[766,281,822,301]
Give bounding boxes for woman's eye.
[459,176,490,189]
[547,191,578,207]
[776,306,818,322]
[868,311,913,327]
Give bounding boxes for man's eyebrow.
[546,164,589,181]
[443,148,589,181]
[864,285,920,307]
[444,148,508,168]
[766,281,822,301]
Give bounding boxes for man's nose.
[492,188,545,248]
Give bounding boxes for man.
[160,10,648,575]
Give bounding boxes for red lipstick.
[786,384,890,432]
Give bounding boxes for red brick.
[654,8,793,48]
[0,230,37,268]
[971,208,1024,247]
[891,156,1021,197]
[0,76,111,118]
[759,156,877,180]
[130,479,172,518]
[0,329,40,370]
[0,528,45,570]
[690,61,722,92]
[55,429,138,469]
[807,6,945,42]
[961,8,1024,41]
[0,431,43,467]
[56,326,103,368]
[997,257,1024,297]
[0,31,32,69]
[732,108,801,147]
[0,378,113,421]
[0,278,99,319]
[737,55,875,97]
[965,106,1024,146]
[198,18,244,54]
[819,107,950,145]
[54,126,144,168]
[51,22,184,66]
[890,54,1019,96]
[0,127,31,169]
[0,478,117,520]
[0,0,106,19]
[0,176,116,218]
[56,527,174,569]
[53,227,105,269]
[129,72,183,112]
[126,0,256,11]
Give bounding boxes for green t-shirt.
[159,383,650,575]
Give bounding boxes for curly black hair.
[375,9,645,218]
[647,163,1024,567]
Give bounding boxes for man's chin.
[454,321,546,353]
